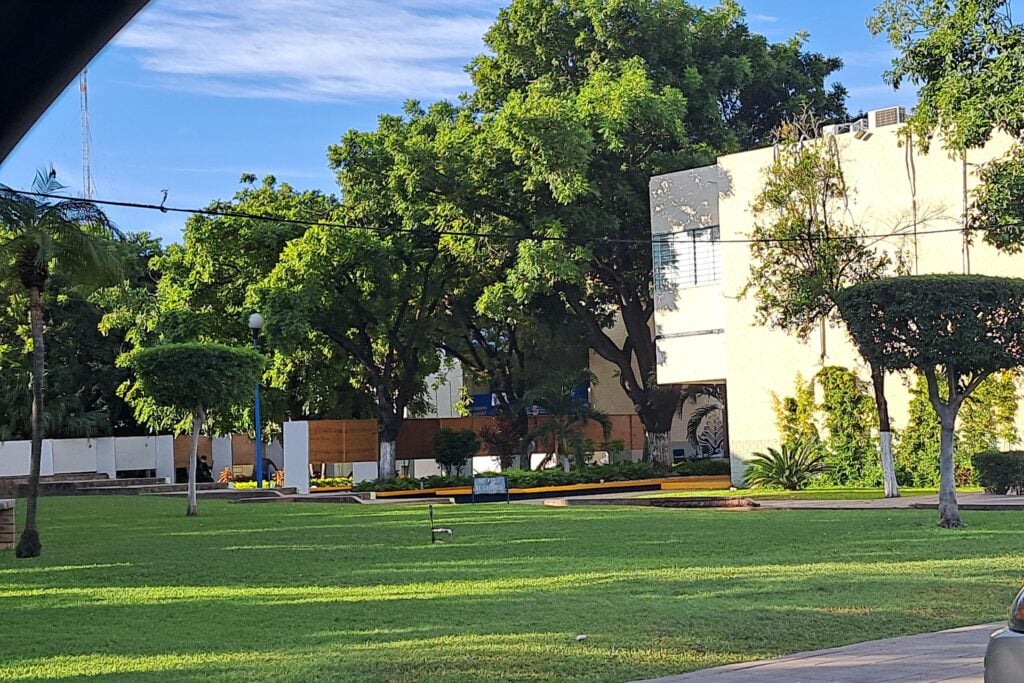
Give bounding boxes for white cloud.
[115,0,502,101]
[749,14,778,23]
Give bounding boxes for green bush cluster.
[971,451,1024,494]
[432,428,479,475]
[352,475,471,492]
[672,459,731,476]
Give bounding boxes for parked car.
[985,587,1024,682]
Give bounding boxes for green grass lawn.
[0,497,1021,682]
[649,487,983,500]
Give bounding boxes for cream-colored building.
[650,107,1023,485]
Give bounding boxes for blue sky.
[0,0,966,244]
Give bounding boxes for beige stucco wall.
[652,122,1022,484]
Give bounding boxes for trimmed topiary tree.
[837,275,1024,527]
[432,428,480,477]
[129,343,264,516]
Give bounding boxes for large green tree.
[100,177,373,436]
[742,122,903,495]
[0,170,122,558]
[256,222,455,480]
[326,102,585,462]
[837,275,1024,527]
[465,0,847,468]
[870,0,1024,249]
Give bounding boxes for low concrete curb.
[543,496,758,509]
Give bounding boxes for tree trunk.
[870,366,899,498]
[377,406,403,480]
[186,406,204,517]
[379,440,397,480]
[640,389,678,471]
[937,414,962,528]
[15,286,45,558]
[646,430,672,470]
[880,432,898,497]
[514,409,530,470]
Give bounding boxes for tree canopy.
[460,0,848,467]
[129,343,264,414]
[744,124,897,339]
[100,176,373,435]
[836,275,1024,377]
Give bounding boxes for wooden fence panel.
[308,420,378,463]
[300,414,645,465]
[173,435,211,468]
[397,419,439,460]
[231,434,256,465]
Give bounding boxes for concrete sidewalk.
[631,622,1000,683]
[758,492,1024,510]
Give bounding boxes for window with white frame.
[653,226,721,291]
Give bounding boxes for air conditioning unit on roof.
[822,118,867,137]
[868,106,906,128]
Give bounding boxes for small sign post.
[472,475,510,504]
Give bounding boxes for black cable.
[9,189,990,246]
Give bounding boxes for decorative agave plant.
[744,440,827,490]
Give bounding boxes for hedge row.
[351,459,731,492]
[972,451,1024,494]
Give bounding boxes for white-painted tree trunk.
[870,368,899,498]
[187,407,204,517]
[937,422,962,527]
[880,432,899,498]
[379,440,397,480]
[646,431,672,470]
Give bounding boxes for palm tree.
[0,170,121,558]
[524,369,612,471]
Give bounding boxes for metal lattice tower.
[79,69,93,199]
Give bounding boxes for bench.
[0,500,14,550]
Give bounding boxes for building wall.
[651,122,1021,484]
[421,357,465,418]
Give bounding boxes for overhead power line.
[9,189,985,246]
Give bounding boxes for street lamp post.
[248,313,265,489]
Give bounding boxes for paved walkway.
[759,492,1024,510]
[631,622,999,683]
[533,491,1024,510]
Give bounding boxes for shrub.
[771,374,820,447]
[816,366,879,486]
[478,414,524,470]
[351,462,663,492]
[672,459,731,476]
[744,440,827,490]
[972,451,1024,494]
[310,477,353,488]
[432,428,479,476]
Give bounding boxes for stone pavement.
[631,622,1000,683]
